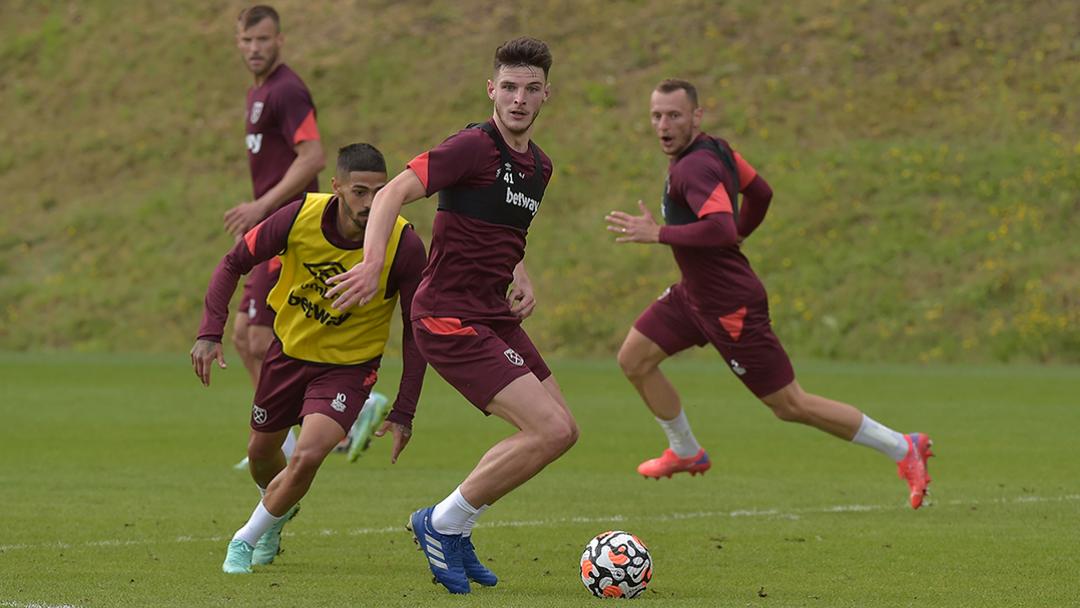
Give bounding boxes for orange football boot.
[898,433,934,509]
[637,448,711,479]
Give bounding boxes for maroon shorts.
[633,284,795,398]
[241,258,281,327]
[412,316,552,411]
[250,339,380,433]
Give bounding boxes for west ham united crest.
[252,403,268,424]
[249,101,264,124]
[503,348,524,366]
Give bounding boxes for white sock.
[462,504,489,538]
[256,484,267,498]
[657,410,702,458]
[232,501,283,547]
[281,428,297,459]
[431,486,478,535]
[852,415,909,462]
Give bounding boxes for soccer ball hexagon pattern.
[579,530,653,598]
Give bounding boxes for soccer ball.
[579,530,653,598]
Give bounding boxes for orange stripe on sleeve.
[292,109,320,144]
[734,152,757,192]
[243,224,261,254]
[697,183,733,218]
[407,152,430,190]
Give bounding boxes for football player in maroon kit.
[325,38,578,594]
[226,5,325,465]
[606,79,933,510]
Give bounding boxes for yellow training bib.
[267,192,409,365]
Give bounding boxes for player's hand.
[507,278,536,319]
[374,420,412,464]
[224,201,265,237]
[605,200,661,243]
[325,261,380,310]
[190,339,227,387]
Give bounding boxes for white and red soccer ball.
[580,530,653,598]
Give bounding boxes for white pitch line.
[1,494,1076,555]
[0,601,84,608]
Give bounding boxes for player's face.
[488,65,549,136]
[236,17,282,78]
[650,89,703,158]
[332,171,387,239]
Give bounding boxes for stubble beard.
[248,48,279,79]
[497,105,540,136]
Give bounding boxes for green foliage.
[1,0,1077,361]
[1,354,1079,605]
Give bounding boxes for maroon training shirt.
[659,133,774,314]
[406,120,553,323]
[246,64,320,199]
[197,198,427,424]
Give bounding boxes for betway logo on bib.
[506,188,540,215]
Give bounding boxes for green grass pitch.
[1,352,1077,607]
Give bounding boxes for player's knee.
[247,439,279,464]
[287,445,326,477]
[231,329,250,358]
[617,346,653,381]
[764,393,810,423]
[544,411,578,455]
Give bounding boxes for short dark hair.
[337,143,386,175]
[655,78,698,108]
[238,5,280,32]
[494,37,552,79]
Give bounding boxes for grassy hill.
[1,0,1077,362]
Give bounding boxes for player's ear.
[692,105,704,128]
[487,79,496,100]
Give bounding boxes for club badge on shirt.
[250,101,264,124]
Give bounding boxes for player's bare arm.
[326,168,426,309]
[605,200,661,244]
[507,260,537,319]
[225,139,326,236]
[190,338,227,387]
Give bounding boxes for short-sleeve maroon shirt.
[245,64,320,198]
[406,120,553,323]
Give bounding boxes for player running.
[325,38,578,593]
[191,143,426,573]
[605,79,933,509]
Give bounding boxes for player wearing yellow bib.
[191,143,427,573]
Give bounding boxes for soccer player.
[191,143,427,573]
[605,79,933,509]
[325,38,578,593]
[226,6,325,465]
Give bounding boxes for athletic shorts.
[633,284,795,398]
[241,258,281,327]
[250,339,380,433]
[413,316,552,411]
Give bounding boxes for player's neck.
[252,59,283,87]
[336,214,363,243]
[492,114,533,153]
